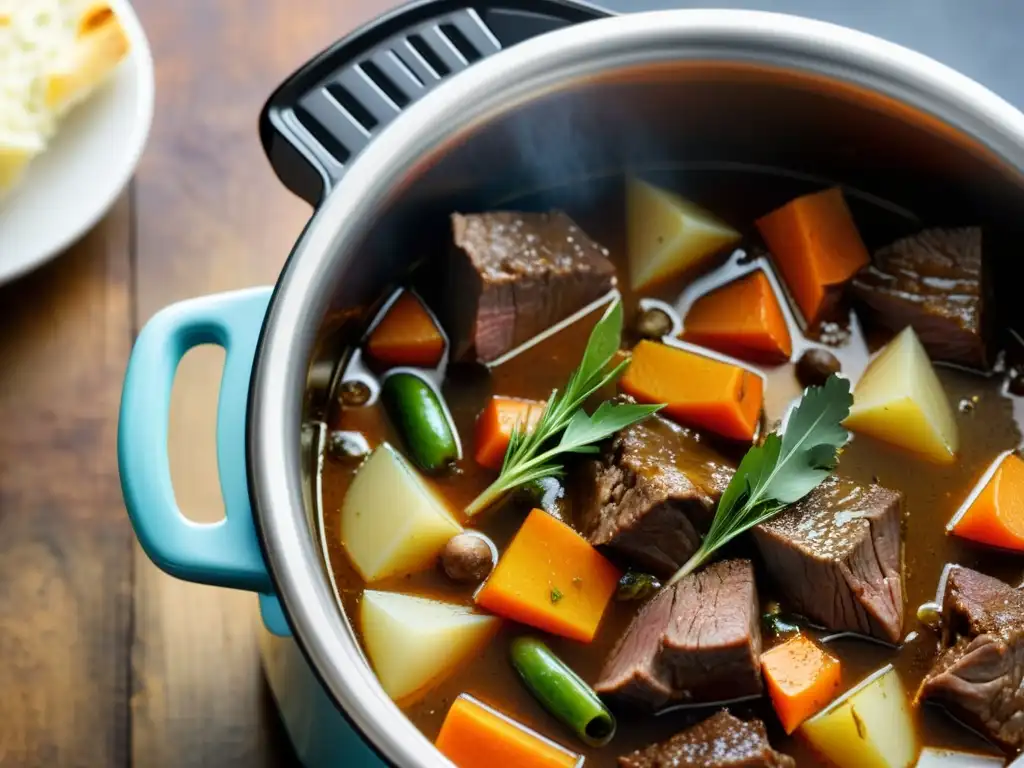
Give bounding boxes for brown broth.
[319,172,1022,766]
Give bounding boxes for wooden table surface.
[0,1,397,765]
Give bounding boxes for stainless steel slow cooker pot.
[118,2,1024,766]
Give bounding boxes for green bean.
[381,372,458,473]
[509,636,616,747]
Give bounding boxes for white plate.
[0,0,155,286]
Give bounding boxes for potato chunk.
[845,326,958,463]
[800,665,917,768]
[361,591,500,703]
[627,176,740,290]
[341,443,462,582]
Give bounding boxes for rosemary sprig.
[666,374,853,586]
[465,299,662,516]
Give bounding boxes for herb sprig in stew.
[465,299,662,516]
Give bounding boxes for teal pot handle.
[119,287,274,594]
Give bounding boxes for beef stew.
[318,170,1024,767]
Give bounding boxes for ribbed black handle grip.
[259,0,608,206]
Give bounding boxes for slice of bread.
[0,0,130,196]
[0,131,46,192]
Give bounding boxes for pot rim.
[248,9,1024,767]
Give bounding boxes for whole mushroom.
[440,533,494,584]
[636,307,674,340]
[796,348,842,388]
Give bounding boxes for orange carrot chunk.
[755,188,870,327]
[474,397,545,470]
[366,292,446,368]
[436,694,581,768]
[761,634,842,734]
[475,509,621,643]
[619,340,764,442]
[949,453,1024,551]
[682,270,793,364]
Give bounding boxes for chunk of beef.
[917,567,1024,753]
[618,710,795,768]
[851,227,990,368]
[596,559,762,710]
[596,582,676,709]
[576,416,734,578]
[659,559,763,702]
[444,211,617,363]
[753,475,904,642]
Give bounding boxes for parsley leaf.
[667,374,853,586]
[559,400,665,453]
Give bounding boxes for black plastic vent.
[293,106,353,165]
[408,32,453,76]
[440,22,484,63]
[260,1,608,205]
[326,82,380,131]
[293,9,500,189]
[361,58,415,107]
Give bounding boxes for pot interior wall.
[301,57,1024,667]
